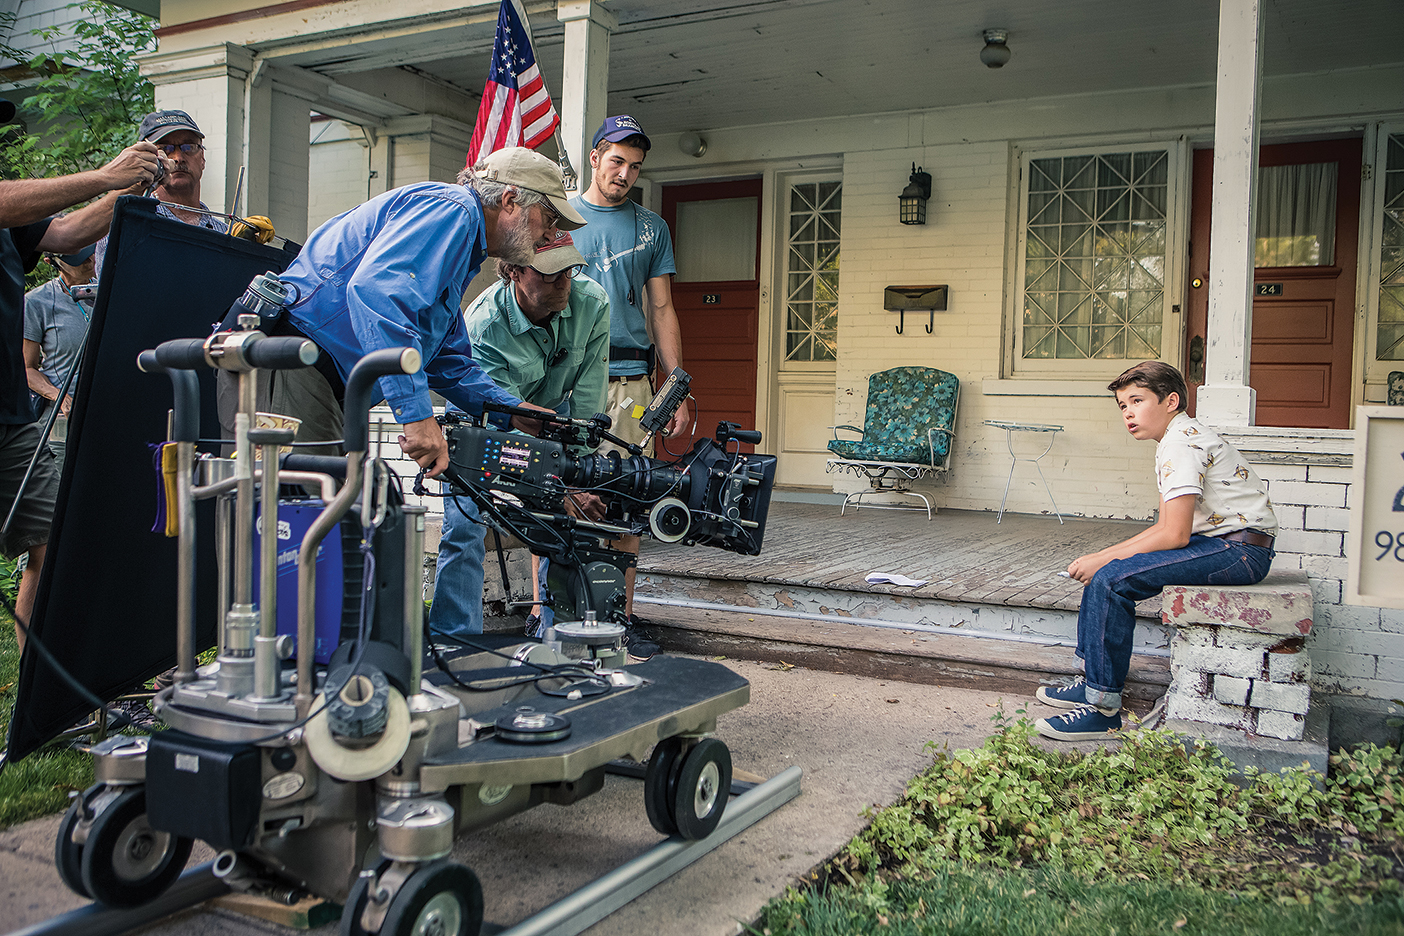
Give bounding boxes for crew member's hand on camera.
[565,491,606,521]
[400,416,449,477]
[100,142,163,193]
[509,401,555,436]
[664,404,690,441]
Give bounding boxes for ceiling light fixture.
[980,29,1011,68]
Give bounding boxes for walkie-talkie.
[638,367,692,442]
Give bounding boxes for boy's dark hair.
[1108,361,1188,411]
[595,134,650,157]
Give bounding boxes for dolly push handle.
[343,348,422,452]
[137,350,200,444]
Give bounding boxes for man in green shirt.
[429,232,612,642]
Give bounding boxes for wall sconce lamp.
[677,131,707,158]
[981,29,1011,68]
[898,163,931,225]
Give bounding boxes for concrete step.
[631,601,1171,705]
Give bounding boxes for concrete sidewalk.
[0,656,1073,936]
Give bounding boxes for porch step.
[631,602,1171,704]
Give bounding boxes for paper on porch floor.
[865,571,928,588]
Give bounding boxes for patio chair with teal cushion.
[825,366,960,519]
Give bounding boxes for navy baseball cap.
[592,115,651,152]
[54,244,95,266]
[138,110,203,142]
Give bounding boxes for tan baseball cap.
[530,231,587,275]
[475,147,586,230]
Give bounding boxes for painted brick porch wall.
[309,134,369,232]
[832,145,1150,521]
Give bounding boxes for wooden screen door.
[661,179,762,449]
[1185,138,1361,428]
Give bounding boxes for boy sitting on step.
[1035,362,1277,742]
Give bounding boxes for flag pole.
[554,129,578,192]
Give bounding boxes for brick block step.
[1162,570,1314,636]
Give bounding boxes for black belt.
[1218,529,1274,548]
[609,345,651,362]
[608,373,649,382]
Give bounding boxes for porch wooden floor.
[638,501,1150,616]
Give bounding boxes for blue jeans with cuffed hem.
[427,486,486,641]
[1076,534,1274,711]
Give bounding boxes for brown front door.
[1185,139,1361,428]
[661,179,762,449]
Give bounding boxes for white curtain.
[1254,162,1337,267]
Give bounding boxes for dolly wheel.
[340,862,387,936]
[54,794,91,898]
[643,736,685,836]
[381,861,483,936]
[672,738,732,841]
[79,787,193,907]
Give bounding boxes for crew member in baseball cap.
[591,114,651,152]
[472,147,587,231]
[137,109,204,142]
[430,227,609,641]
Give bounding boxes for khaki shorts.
[601,375,655,457]
[0,422,60,557]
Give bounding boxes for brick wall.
[308,133,369,232]
[1245,461,1404,701]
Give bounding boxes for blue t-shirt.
[567,196,676,376]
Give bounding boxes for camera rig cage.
[431,375,776,625]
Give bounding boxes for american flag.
[466,0,559,167]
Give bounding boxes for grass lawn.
[0,559,94,829]
[753,709,1404,936]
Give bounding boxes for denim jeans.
[427,486,486,640]
[1077,534,1274,710]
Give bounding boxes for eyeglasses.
[156,143,204,156]
[530,265,583,284]
[537,202,562,230]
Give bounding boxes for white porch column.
[140,44,255,215]
[1197,0,1266,426]
[245,64,328,243]
[556,0,615,188]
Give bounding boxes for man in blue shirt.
[245,147,585,477]
[568,116,685,641]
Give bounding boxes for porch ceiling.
[291,0,1404,136]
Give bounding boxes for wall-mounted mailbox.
[883,284,948,334]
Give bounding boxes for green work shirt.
[464,273,610,450]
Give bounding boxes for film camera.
[431,369,777,624]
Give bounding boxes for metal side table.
[985,420,1064,523]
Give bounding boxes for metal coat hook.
[893,307,935,335]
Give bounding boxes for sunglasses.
[156,143,204,156]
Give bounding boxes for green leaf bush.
[830,710,1404,904]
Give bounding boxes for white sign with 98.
[1348,407,1404,609]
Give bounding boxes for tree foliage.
[0,1,156,181]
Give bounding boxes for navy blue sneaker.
[1036,677,1090,710]
[1036,705,1122,741]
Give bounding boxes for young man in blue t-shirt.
[568,117,688,653]
[1035,362,1277,741]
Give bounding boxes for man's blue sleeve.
[340,194,515,424]
[428,313,520,427]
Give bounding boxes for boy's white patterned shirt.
[1155,412,1278,536]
